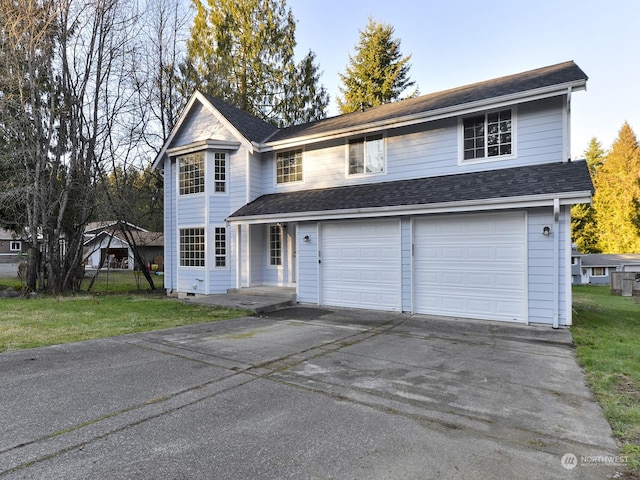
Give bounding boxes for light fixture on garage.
[303,235,310,243]
[542,226,551,237]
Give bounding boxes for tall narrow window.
[269,225,282,266]
[179,228,205,267]
[348,134,384,175]
[214,152,226,193]
[214,227,226,267]
[276,149,303,184]
[179,152,205,195]
[463,109,512,160]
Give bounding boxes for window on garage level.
[463,109,512,160]
[276,149,303,184]
[179,228,205,267]
[178,152,205,195]
[214,227,226,267]
[269,225,282,266]
[591,267,606,276]
[348,134,384,175]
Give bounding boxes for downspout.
[553,198,560,329]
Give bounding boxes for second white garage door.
[320,219,401,311]
[413,213,527,323]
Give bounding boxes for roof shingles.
[229,161,593,219]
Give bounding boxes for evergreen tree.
[181,0,327,127]
[337,17,416,114]
[571,137,605,253]
[593,122,640,253]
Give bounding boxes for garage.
[413,212,527,323]
[320,219,401,311]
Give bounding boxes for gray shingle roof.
[201,92,279,143]
[580,254,640,266]
[228,161,593,219]
[267,61,588,143]
[201,61,587,145]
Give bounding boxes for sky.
[287,0,640,158]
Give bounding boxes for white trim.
[212,225,229,270]
[227,191,593,225]
[212,151,229,196]
[274,147,305,187]
[563,207,573,326]
[167,139,241,157]
[267,224,284,269]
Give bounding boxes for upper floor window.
[348,134,384,175]
[179,152,205,195]
[463,109,512,161]
[276,149,303,184]
[179,227,205,267]
[10,241,21,251]
[214,152,226,193]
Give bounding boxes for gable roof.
[266,61,587,145]
[228,160,593,222]
[200,92,278,144]
[84,230,164,247]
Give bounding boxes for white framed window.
[276,149,303,184]
[348,134,384,175]
[269,225,282,266]
[179,227,205,267]
[214,227,226,268]
[213,152,226,193]
[462,108,514,161]
[178,152,205,195]
[591,267,606,276]
[9,241,21,252]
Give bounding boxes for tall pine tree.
[571,137,605,253]
[181,0,328,127]
[593,122,640,253]
[337,17,416,114]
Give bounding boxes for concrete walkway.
[0,307,624,479]
[182,286,296,314]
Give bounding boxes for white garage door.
[413,213,526,323]
[321,219,401,311]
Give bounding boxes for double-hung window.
[214,152,226,193]
[276,149,303,184]
[178,152,205,195]
[179,228,205,267]
[463,109,513,160]
[348,134,384,175]
[214,227,226,267]
[269,225,282,266]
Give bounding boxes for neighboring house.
[153,61,593,328]
[0,228,28,258]
[83,222,164,271]
[571,252,640,285]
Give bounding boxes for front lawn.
[0,294,252,352]
[572,285,640,472]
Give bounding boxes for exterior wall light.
[542,226,551,237]
[303,235,311,243]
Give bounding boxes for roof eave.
[226,190,592,225]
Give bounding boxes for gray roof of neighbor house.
[228,160,593,220]
[580,254,640,267]
[201,61,587,146]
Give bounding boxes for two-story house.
[152,61,592,328]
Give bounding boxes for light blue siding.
[170,101,236,148]
[527,206,571,326]
[297,222,318,303]
[259,97,565,195]
[177,268,207,294]
[163,158,177,292]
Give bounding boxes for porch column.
[235,224,241,289]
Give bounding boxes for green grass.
[0,294,252,352]
[572,285,640,472]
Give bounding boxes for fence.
[610,272,640,297]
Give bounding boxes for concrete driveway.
[0,307,622,479]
